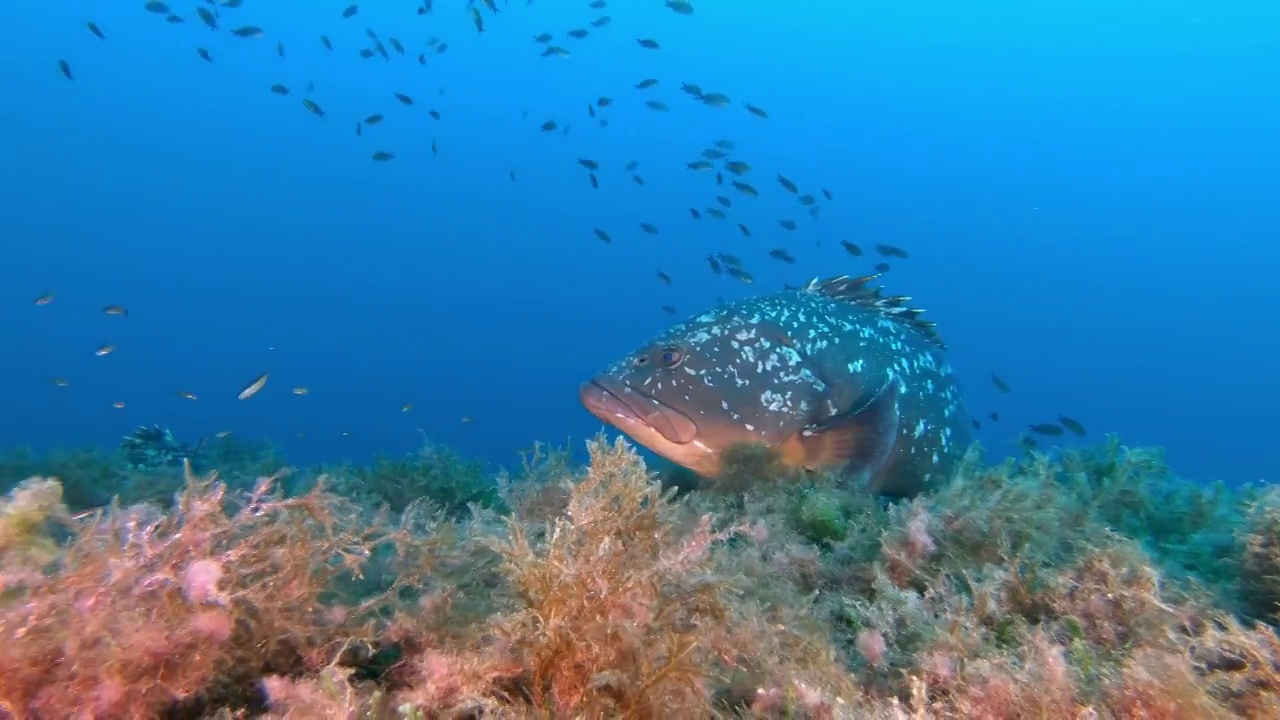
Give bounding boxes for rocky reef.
[0,433,1277,718]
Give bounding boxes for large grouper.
[579,274,972,498]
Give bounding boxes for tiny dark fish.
[840,240,862,256]
[593,228,611,243]
[656,271,672,286]
[768,248,795,264]
[394,92,413,105]
[1029,423,1064,437]
[744,102,768,118]
[662,305,677,314]
[58,59,73,80]
[779,219,796,231]
[990,374,1011,393]
[1058,415,1087,436]
[197,47,213,62]
[270,84,289,95]
[230,26,263,38]
[639,222,659,235]
[194,7,217,30]
[873,262,890,272]
[342,4,358,18]
[86,21,105,38]
[689,208,702,220]
[371,151,395,161]
[635,78,659,89]
[636,38,659,49]
[989,412,1000,422]
[874,243,909,259]
[321,35,333,50]
[777,174,798,193]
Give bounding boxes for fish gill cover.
[1,0,1280,718]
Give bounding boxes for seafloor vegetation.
[1,430,1278,719]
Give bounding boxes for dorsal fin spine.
[801,274,946,350]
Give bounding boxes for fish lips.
[579,378,699,445]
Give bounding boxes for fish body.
[580,274,970,497]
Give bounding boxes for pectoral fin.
[794,380,900,474]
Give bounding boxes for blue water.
[2,0,1277,484]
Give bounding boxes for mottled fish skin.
[580,275,971,497]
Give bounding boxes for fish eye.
[659,346,683,368]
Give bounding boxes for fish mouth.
[579,378,699,445]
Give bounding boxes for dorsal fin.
[801,274,947,350]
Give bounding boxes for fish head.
[579,302,828,476]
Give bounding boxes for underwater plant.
[0,464,405,718]
[1,434,1278,718]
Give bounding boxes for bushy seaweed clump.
[0,464,407,718]
[0,431,288,512]
[2,432,1279,718]
[318,435,502,517]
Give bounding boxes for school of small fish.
[37,0,1088,447]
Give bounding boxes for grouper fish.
[579,274,971,497]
